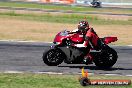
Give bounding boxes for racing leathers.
[73,27,102,64]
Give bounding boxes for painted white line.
[35,72,63,75]
[104,74,119,76]
[0,40,132,46]
[0,71,63,75]
[126,75,132,77]
[111,45,132,47]
[1,71,132,77]
[0,40,53,43]
[3,71,24,73]
[78,72,94,75]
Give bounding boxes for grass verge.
[0,11,131,25]
[0,73,131,88]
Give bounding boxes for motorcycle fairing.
[53,32,68,45]
[54,31,84,45]
[103,37,118,44]
[70,33,84,43]
[58,46,83,62]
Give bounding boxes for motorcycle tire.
[43,49,64,66]
[94,47,118,68]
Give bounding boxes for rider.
[73,20,102,64]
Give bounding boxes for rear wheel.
[43,49,64,66]
[94,47,118,68]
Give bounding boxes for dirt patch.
[0,17,131,45]
[0,17,75,41]
[92,14,132,21]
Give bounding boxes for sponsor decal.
[79,68,131,86]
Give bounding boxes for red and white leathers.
[73,27,100,48]
[73,27,101,63]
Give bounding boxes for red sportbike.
[43,30,118,68]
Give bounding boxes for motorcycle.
[91,0,102,8]
[43,30,118,68]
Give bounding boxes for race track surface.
[0,41,132,76]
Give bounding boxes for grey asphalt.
[0,41,132,75]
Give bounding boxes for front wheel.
[94,47,118,68]
[43,49,64,66]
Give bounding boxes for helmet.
[78,21,89,32]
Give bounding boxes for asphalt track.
[0,41,132,76]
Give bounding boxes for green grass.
[0,11,131,25]
[0,1,132,14]
[0,73,131,88]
